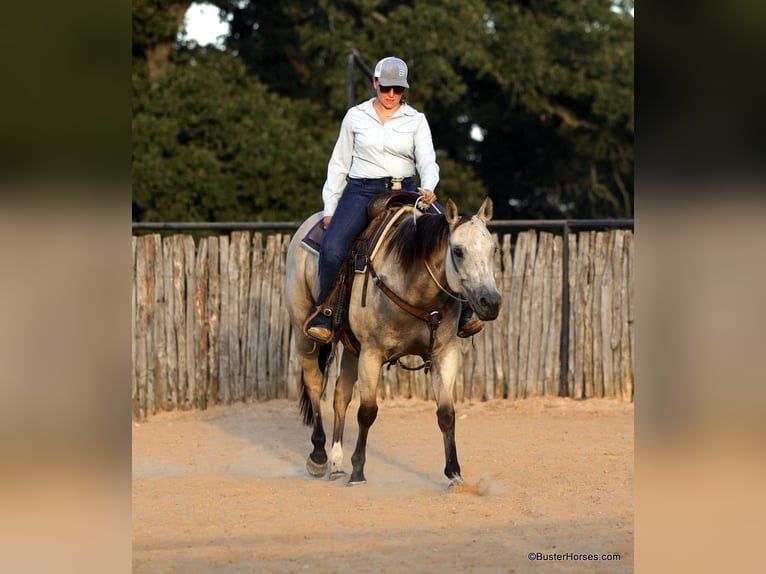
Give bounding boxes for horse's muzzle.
[471,289,501,321]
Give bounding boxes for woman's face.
[374,80,405,108]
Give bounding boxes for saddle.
[300,192,418,355]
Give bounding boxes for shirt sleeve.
[321,111,355,217]
[413,113,440,192]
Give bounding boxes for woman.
[305,56,482,344]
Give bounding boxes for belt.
[349,176,415,191]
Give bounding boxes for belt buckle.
[391,177,403,191]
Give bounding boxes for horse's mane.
[383,211,471,274]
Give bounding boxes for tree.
[133,0,633,221]
[133,0,192,83]
[476,0,634,218]
[132,48,338,222]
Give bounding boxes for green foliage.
[133,0,633,221]
[133,0,190,51]
[478,0,634,217]
[132,48,336,221]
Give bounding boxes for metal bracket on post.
[345,48,376,110]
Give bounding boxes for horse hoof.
[329,470,347,481]
[448,476,466,489]
[346,476,367,486]
[306,457,328,478]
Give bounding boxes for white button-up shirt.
[321,98,440,217]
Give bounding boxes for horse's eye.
[453,247,464,259]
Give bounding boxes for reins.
[424,260,464,302]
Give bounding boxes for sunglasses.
[378,85,406,95]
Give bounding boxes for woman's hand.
[418,188,436,205]
[322,215,332,228]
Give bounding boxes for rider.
[304,56,483,344]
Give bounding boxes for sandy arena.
[133,396,633,573]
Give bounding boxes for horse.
[284,197,501,487]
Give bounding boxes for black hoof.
[306,456,328,478]
[347,472,367,486]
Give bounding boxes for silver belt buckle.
[391,177,402,191]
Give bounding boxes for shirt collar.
[359,97,415,120]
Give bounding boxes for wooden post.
[171,236,187,409]
[537,233,552,395]
[592,232,607,397]
[544,234,563,396]
[245,233,263,400]
[132,236,138,419]
[527,232,547,396]
[193,238,209,409]
[567,233,577,397]
[183,235,196,409]
[150,234,167,415]
[134,237,148,418]
[518,231,536,398]
[162,236,178,411]
[218,236,230,404]
[278,235,292,398]
[610,230,626,399]
[623,232,635,401]
[206,236,220,406]
[500,234,513,398]
[507,232,528,399]
[257,235,277,399]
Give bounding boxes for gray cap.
[374,57,409,88]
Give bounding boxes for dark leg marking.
[348,402,378,485]
[437,404,462,480]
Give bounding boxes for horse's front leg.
[433,346,464,486]
[348,350,382,485]
[329,351,358,480]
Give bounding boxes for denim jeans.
[316,178,443,306]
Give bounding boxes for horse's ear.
[446,198,459,225]
[477,197,493,223]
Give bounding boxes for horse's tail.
[298,343,333,426]
[299,382,313,426]
[318,343,332,375]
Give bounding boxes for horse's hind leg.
[328,351,358,480]
[348,351,382,485]
[298,344,329,478]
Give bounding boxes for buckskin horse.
[284,197,501,487]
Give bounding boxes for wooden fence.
[132,228,633,419]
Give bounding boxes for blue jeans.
[316,178,443,306]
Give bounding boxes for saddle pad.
[300,218,325,256]
[300,205,421,270]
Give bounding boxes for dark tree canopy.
[133,0,633,222]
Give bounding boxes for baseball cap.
[374,57,409,88]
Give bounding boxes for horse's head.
[444,197,502,321]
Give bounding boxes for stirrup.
[303,306,334,344]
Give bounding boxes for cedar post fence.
[132,220,633,419]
